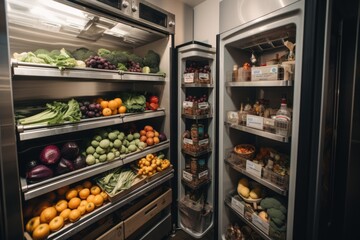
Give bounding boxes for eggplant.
[159,132,167,142]
[40,145,61,165]
[73,155,86,170]
[26,164,53,183]
[56,158,75,175]
[61,142,80,160]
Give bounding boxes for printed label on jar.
[199,73,209,80]
[182,170,193,182]
[184,73,195,83]
[198,102,209,109]
[198,138,209,146]
[198,169,208,179]
[183,101,194,108]
[183,138,193,145]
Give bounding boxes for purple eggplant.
[26,164,53,183]
[56,158,75,175]
[60,142,80,160]
[73,155,86,170]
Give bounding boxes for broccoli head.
[143,50,160,69]
[97,48,114,63]
[34,49,50,56]
[128,53,143,67]
[72,47,97,61]
[260,197,287,214]
[112,50,129,65]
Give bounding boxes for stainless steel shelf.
[181,83,213,88]
[225,158,287,196]
[226,122,290,143]
[12,61,165,82]
[181,113,213,119]
[224,197,272,240]
[48,170,174,240]
[21,140,170,200]
[17,110,165,141]
[226,80,293,87]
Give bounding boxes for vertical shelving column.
[176,42,216,238]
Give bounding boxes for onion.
[40,145,61,165]
[159,132,167,142]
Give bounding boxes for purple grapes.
[85,56,116,70]
[79,100,102,118]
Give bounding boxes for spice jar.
[190,157,198,174]
[191,124,198,142]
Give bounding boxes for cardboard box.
[123,189,172,238]
[251,65,284,81]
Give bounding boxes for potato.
[237,184,250,198]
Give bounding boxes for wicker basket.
[233,144,255,160]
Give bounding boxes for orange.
[118,105,127,113]
[100,191,108,201]
[49,216,64,232]
[45,192,56,203]
[96,97,104,104]
[100,100,109,109]
[68,209,81,223]
[32,201,52,217]
[114,98,122,106]
[108,100,118,110]
[85,202,95,213]
[68,197,81,209]
[60,208,71,221]
[140,135,147,142]
[65,189,78,200]
[102,107,112,116]
[146,131,155,138]
[26,216,41,233]
[55,200,68,213]
[144,125,153,132]
[40,207,57,223]
[146,137,154,146]
[140,130,146,136]
[153,136,160,144]
[79,188,90,200]
[74,184,83,192]
[32,223,50,240]
[93,194,104,207]
[87,194,95,203]
[82,180,92,189]
[111,108,118,115]
[154,131,159,137]
[77,205,86,216]
[90,186,101,195]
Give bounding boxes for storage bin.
[262,168,289,189]
[183,101,211,115]
[178,198,213,233]
[251,65,284,81]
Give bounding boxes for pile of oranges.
[139,125,160,147]
[25,181,107,240]
[97,97,126,116]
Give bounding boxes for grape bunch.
[79,101,102,118]
[184,62,211,74]
[85,56,116,70]
[185,94,208,103]
[127,61,142,72]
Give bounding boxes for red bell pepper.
[149,96,159,104]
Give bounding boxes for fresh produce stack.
[260,198,287,239]
[117,92,147,113]
[136,153,171,176]
[24,180,107,240]
[25,142,86,183]
[145,94,160,111]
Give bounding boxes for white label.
[198,169,208,179]
[198,102,209,109]
[182,170,193,182]
[199,73,209,80]
[183,138,193,145]
[231,196,244,215]
[252,213,270,234]
[184,73,195,83]
[198,138,209,146]
[246,115,264,130]
[183,101,194,108]
[246,160,262,178]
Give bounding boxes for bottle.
[238,103,246,125]
[274,98,291,137]
[191,123,198,142]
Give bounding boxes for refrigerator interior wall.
[218,2,304,239]
[177,43,216,238]
[4,0,174,239]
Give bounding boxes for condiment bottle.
[274,98,291,136]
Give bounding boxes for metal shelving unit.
[225,157,288,196]
[17,109,166,141]
[12,62,166,82]
[226,80,293,87]
[181,83,213,88]
[226,122,291,143]
[181,148,212,157]
[181,113,212,120]
[224,197,272,240]
[21,140,170,200]
[48,170,174,240]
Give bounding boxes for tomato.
[149,96,159,104]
